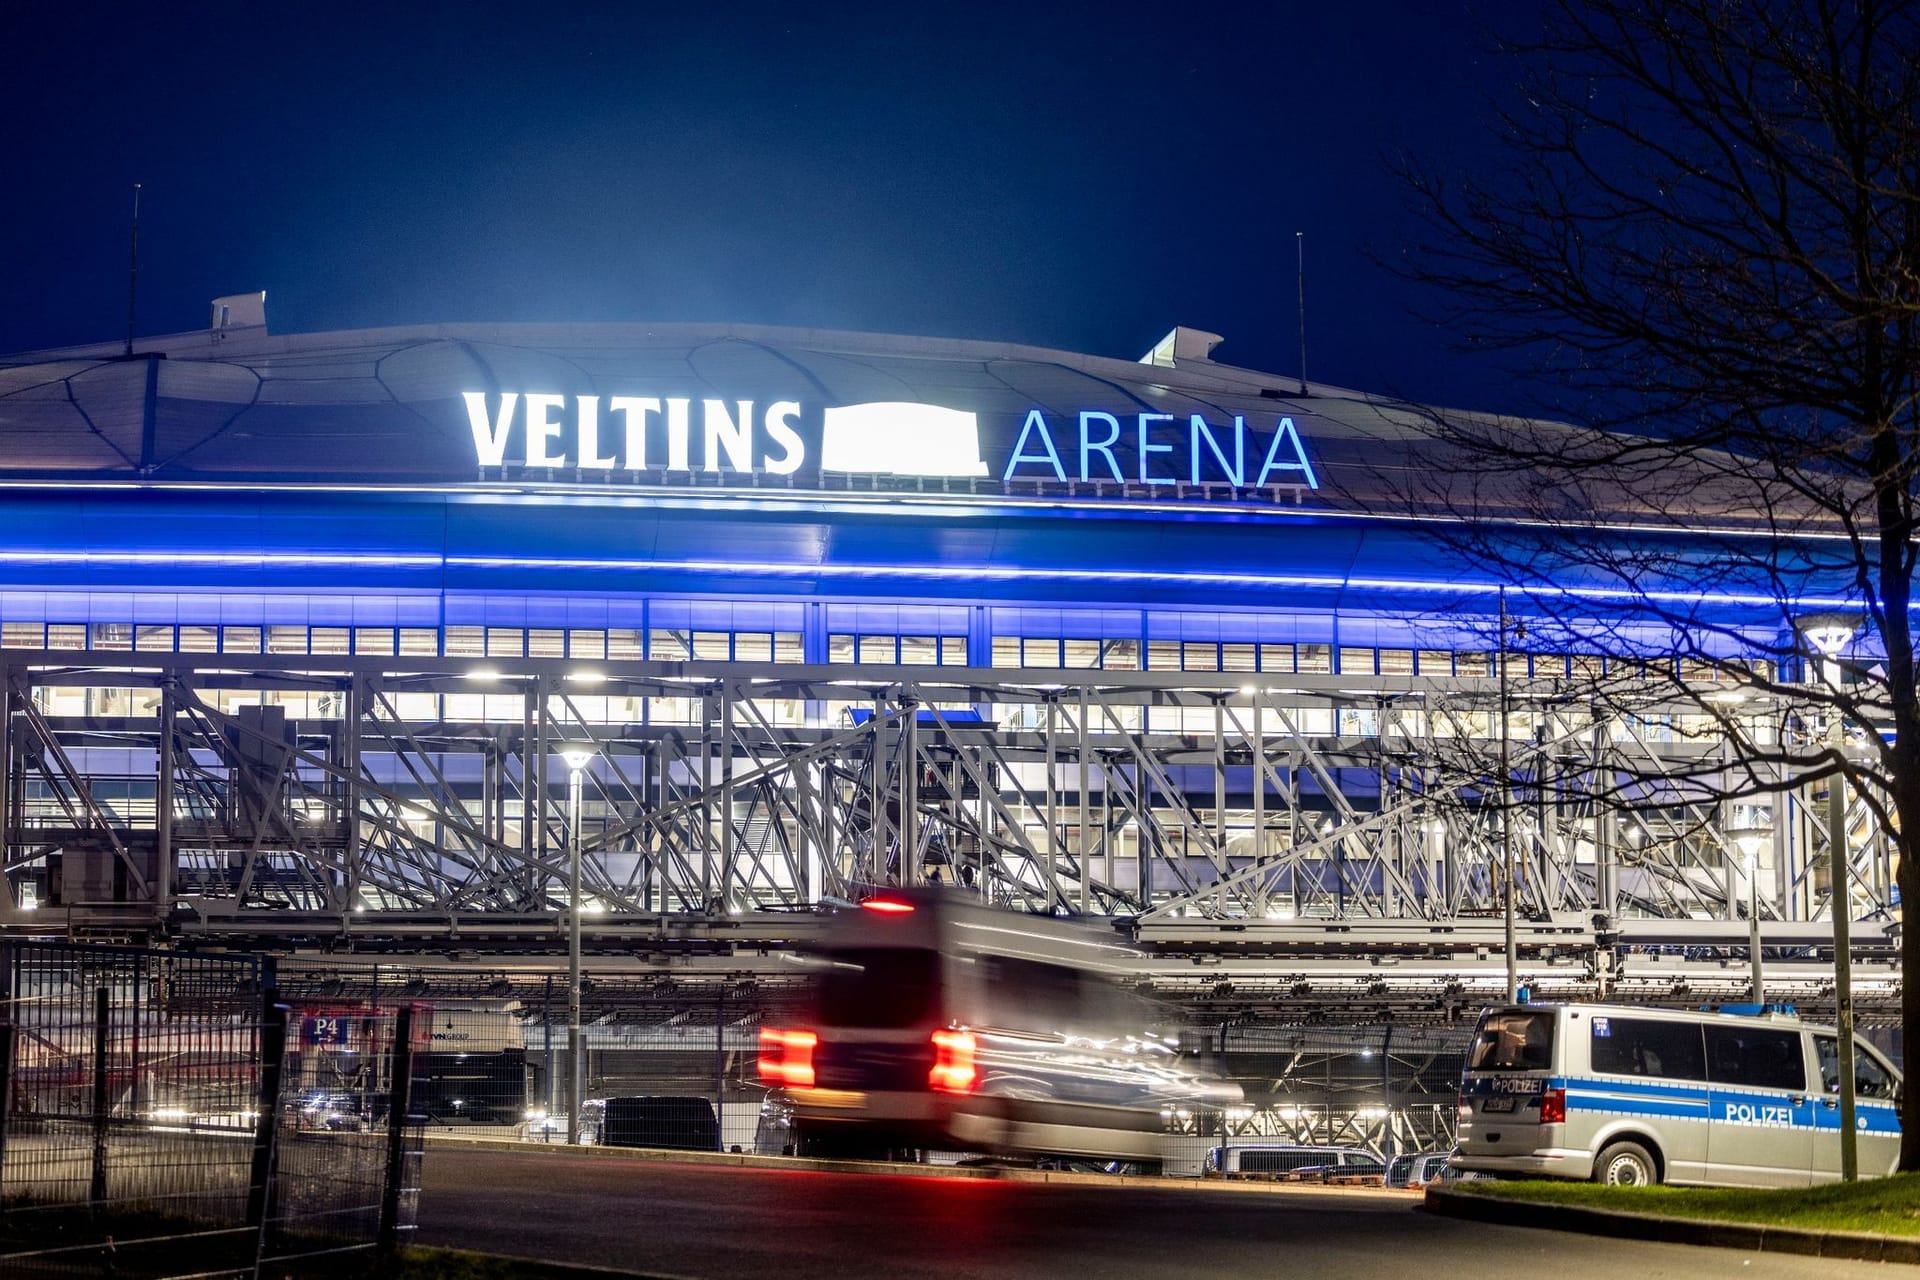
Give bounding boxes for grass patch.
[1454,1172,1920,1237]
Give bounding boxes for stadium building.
[0,294,1896,1015]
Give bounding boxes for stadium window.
[1418,650,1452,676]
[858,635,898,664]
[399,628,440,656]
[444,626,484,657]
[900,636,938,665]
[177,625,217,654]
[939,635,968,666]
[735,632,774,663]
[607,629,643,660]
[1102,639,1139,670]
[1259,643,1295,673]
[648,629,693,660]
[1296,644,1332,674]
[1378,648,1415,675]
[1063,639,1104,669]
[1,621,44,649]
[568,629,607,660]
[1146,640,1180,670]
[1222,643,1257,673]
[48,624,87,651]
[1455,651,1491,677]
[692,632,732,662]
[831,634,858,664]
[1338,647,1376,676]
[1181,642,1219,672]
[529,629,565,658]
[353,627,396,656]
[991,637,1020,667]
[775,631,805,663]
[1023,637,1062,668]
[266,626,307,655]
[221,626,263,654]
[310,627,350,655]
[485,628,525,658]
[92,624,133,651]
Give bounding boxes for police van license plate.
[1482,1095,1518,1113]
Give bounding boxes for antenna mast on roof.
[1295,230,1308,396]
[124,183,142,358]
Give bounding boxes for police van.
[1452,1002,1901,1187]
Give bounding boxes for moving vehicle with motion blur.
[1453,1002,1902,1187]
[756,890,1240,1165]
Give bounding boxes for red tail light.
[860,898,916,914]
[1539,1087,1566,1125]
[929,1029,977,1094]
[758,1028,817,1088]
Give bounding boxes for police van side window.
[1815,1035,1898,1100]
[1589,1018,1706,1081]
[1704,1025,1805,1091]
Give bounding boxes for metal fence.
[0,942,426,1280]
[268,962,1476,1175]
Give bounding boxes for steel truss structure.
[0,651,1900,1012]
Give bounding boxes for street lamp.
[1801,614,1860,1181]
[1726,817,1772,1001]
[560,743,598,1145]
[1497,589,1525,1002]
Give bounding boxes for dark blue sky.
[3,2,1517,412]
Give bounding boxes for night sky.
[3,2,1518,413]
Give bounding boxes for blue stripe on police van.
[1566,1094,1710,1121]
[1811,1105,1902,1135]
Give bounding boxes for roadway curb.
[1422,1187,1920,1265]
[423,1133,1402,1197]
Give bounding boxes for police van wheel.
[1593,1140,1659,1187]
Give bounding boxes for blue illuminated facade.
[0,317,1824,670]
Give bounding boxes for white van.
[1203,1143,1382,1178]
[1453,1002,1902,1187]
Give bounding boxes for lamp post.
[1498,589,1521,1002]
[1727,819,1772,1002]
[560,743,598,1145]
[1802,616,1859,1182]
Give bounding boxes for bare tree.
[1381,0,1920,1164]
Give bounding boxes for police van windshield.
[816,947,939,1028]
[1467,1011,1555,1072]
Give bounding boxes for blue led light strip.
[0,547,1858,610]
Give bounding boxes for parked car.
[600,1095,721,1152]
[1385,1151,1452,1188]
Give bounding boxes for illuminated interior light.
[464,668,501,682]
[566,671,606,685]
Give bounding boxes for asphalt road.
[414,1146,1897,1280]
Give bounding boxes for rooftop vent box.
[210,291,268,338]
[1139,326,1224,368]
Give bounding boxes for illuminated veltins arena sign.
[461,392,1319,488]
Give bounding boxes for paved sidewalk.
[1424,1186,1920,1265]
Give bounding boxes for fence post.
[245,989,287,1233]
[0,941,13,1199]
[378,1006,417,1255]
[90,986,110,1211]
